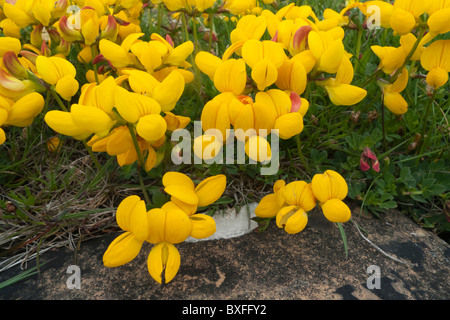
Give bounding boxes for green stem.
[127,124,151,205]
[181,12,190,42]
[157,3,163,34]
[296,135,310,174]
[81,140,101,171]
[208,13,214,52]
[91,45,99,85]
[192,15,199,55]
[417,90,436,157]
[50,89,68,112]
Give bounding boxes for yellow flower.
[311,170,351,223]
[44,76,117,139]
[230,15,267,45]
[123,69,186,112]
[255,179,316,234]
[223,0,256,15]
[99,33,144,68]
[308,29,345,74]
[0,92,45,131]
[389,0,431,35]
[162,172,227,213]
[114,86,167,143]
[318,57,367,106]
[36,56,79,101]
[103,195,149,268]
[381,68,409,115]
[241,39,287,91]
[420,40,450,89]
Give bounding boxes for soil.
[0,206,449,301]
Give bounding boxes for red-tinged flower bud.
[20,50,39,65]
[100,15,119,42]
[2,51,29,79]
[93,53,107,65]
[360,157,370,171]
[31,24,44,48]
[290,91,301,113]
[165,34,174,47]
[292,25,312,52]
[58,15,83,42]
[371,158,380,172]
[362,146,377,160]
[41,41,51,57]
[271,31,278,42]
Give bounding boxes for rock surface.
[0,207,449,301]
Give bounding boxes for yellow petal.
[129,199,149,241]
[282,207,308,234]
[6,92,44,127]
[103,232,143,267]
[390,8,416,35]
[162,171,195,189]
[195,51,222,79]
[36,56,76,85]
[273,112,304,140]
[194,174,227,207]
[0,37,22,57]
[116,195,142,232]
[151,70,185,112]
[427,8,450,35]
[283,181,315,210]
[321,198,351,223]
[426,67,449,89]
[136,114,167,142]
[0,128,5,145]
[325,84,367,106]
[251,59,278,90]
[213,59,246,95]
[255,193,282,218]
[383,92,408,115]
[71,104,115,137]
[163,207,193,244]
[189,214,216,239]
[193,133,224,160]
[147,242,180,284]
[55,75,79,101]
[147,208,167,244]
[164,185,199,206]
[44,110,91,140]
[245,135,272,163]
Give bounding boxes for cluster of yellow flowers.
[358,0,450,115]
[103,172,226,284]
[1,0,449,284]
[255,170,351,234]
